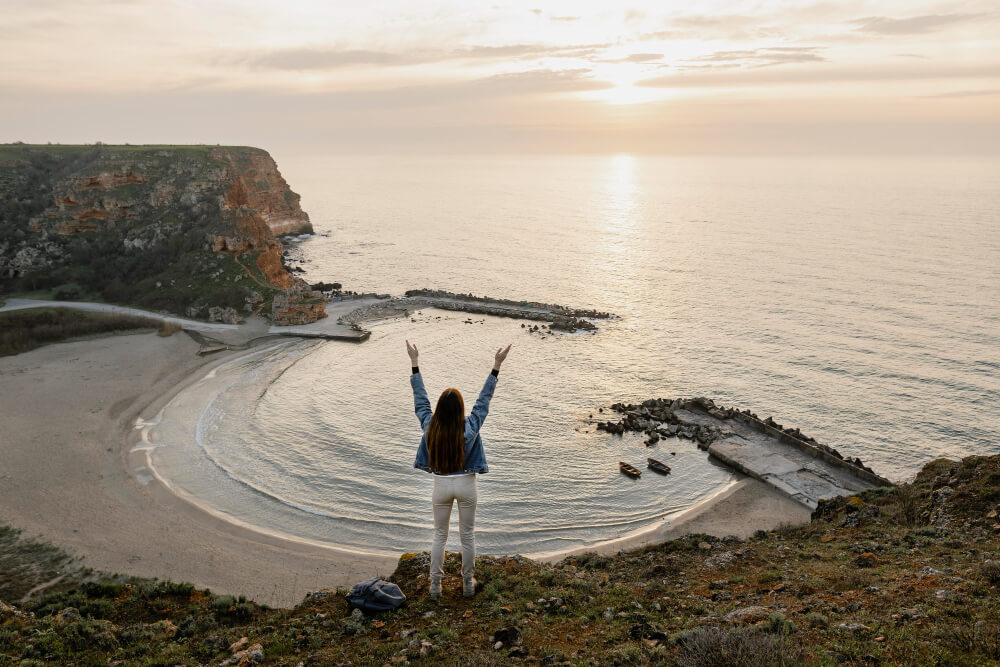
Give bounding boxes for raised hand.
[493,343,512,370]
[406,339,419,365]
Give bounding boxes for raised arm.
[465,344,511,437]
[407,340,432,429]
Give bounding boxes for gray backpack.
[346,577,406,613]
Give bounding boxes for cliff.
[0,143,325,324]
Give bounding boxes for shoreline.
[0,331,810,607]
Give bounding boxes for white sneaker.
[463,576,477,598]
[429,578,441,599]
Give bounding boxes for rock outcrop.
[0,143,324,324]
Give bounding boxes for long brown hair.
[426,388,465,475]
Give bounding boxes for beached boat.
[619,461,641,478]
[647,458,671,475]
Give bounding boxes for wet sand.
[0,331,811,607]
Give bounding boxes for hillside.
[1,454,997,665]
[0,144,325,324]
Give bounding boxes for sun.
[580,63,669,105]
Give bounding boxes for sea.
[151,155,1000,557]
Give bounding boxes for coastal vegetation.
[0,307,163,356]
[1,453,997,665]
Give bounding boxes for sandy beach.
[0,331,396,607]
[0,330,810,607]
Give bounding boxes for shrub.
[980,560,1000,585]
[766,613,796,636]
[946,625,1000,660]
[0,308,158,356]
[674,626,801,667]
[893,484,921,526]
[805,612,828,628]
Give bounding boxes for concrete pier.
[675,406,892,510]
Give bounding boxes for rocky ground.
[1,454,998,665]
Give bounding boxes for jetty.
[597,397,893,510]
[338,289,613,333]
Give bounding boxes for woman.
[406,339,511,599]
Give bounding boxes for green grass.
[0,307,159,356]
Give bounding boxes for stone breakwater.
[337,289,612,333]
[596,396,892,508]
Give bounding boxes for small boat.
[647,458,671,475]
[620,461,642,478]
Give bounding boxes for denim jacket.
[411,371,497,474]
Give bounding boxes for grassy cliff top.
[0,143,264,157]
[1,454,998,665]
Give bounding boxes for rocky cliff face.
[0,144,325,324]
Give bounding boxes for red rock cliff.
[3,144,325,325]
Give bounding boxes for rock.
[208,305,244,324]
[55,607,83,624]
[627,622,668,641]
[491,626,522,649]
[230,637,249,653]
[836,622,869,633]
[0,601,27,619]
[698,541,712,551]
[725,606,771,623]
[271,280,327,325]
[854,552,877,568]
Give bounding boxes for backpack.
[346,577,406,613]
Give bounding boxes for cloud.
[237,42,614,71]
[853,13,983,34]
[638,63,1000,88]
[919,89,1000,98]
[248,49,404,70]
[550,15,580,22]
[455,43,609,59]
[602,53,664,64]
[895,53,928,59]
[622,53,664,63]
[679,46,826,69]
[475,69,611,95]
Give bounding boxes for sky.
[1,0,998,154]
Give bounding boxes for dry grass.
[0,307,158,356]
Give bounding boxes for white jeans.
[430,473,477,582]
